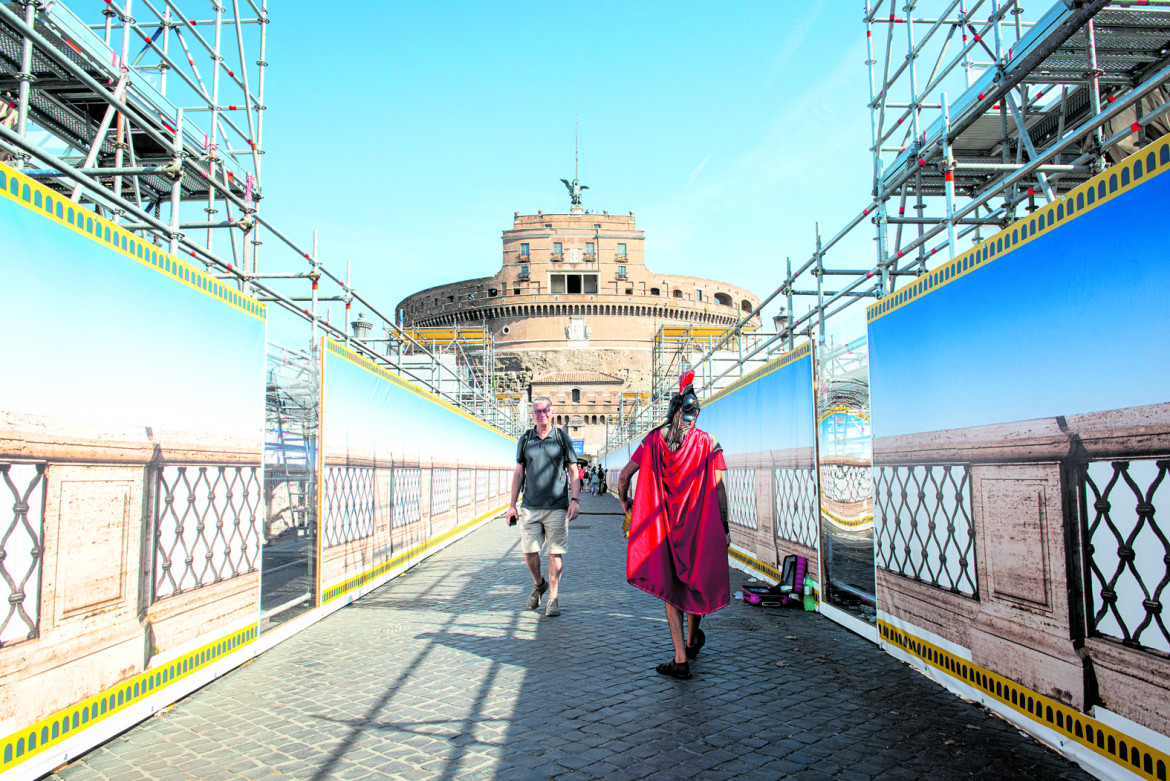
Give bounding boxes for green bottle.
[802,574,818,612]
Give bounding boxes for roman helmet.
[666,370,701,424]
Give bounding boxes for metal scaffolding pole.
[0,0,519,437]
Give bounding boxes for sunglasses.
[533,408,552,416]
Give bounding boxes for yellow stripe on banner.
[0,161,266,322]
[0,623,258,773]
[879,620,1170,781]
[817,405,871,425]
[704,341,812,406]
[867,136,1170,324]
[323,503,509,604]
[324,338,512,442]
[820,506,874,529]
[728,548,783,583]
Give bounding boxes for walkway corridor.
[51,494,1091,780]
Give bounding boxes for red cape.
[626,427,730,615]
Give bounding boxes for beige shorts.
[519,506,568,555]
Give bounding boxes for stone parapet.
[0,414,262,733]
[874,402,1170,735]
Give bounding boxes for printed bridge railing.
[0,462,46,646]
[774,466,817,548]
[1080,457,1170,656]
[153,465,262,600]
[321,466,376,548]
[874,464,977,597]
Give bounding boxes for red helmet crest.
[679,370,695,393]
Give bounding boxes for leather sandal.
[685,627,706,660]
[656,659,692,679]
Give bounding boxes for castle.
[395,180,761,457]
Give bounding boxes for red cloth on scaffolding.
[626,427,729,615]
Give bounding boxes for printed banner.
[0,162,266,440]
[868,139,1170,437]
[702,342,815,458]
[321,338,514,465]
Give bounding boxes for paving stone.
[42,493,1095,781]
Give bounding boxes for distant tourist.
[618,371,730,679]
[506,397,580,617]
[589,466,601,495]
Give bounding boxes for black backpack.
[518,426,575,492]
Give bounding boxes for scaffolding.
[0,0,517,436]
[606,0,1170,452]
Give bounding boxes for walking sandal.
[685,627,706,660]
[656,659,692,680]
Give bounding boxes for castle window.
[650,288,660,295]
[696,290,703,302]
[572,389,581,403]
[714,292,733,306]
[552,242,563,261]
[673,290,683,299]
[586,241,595,257]
[617,265,627,279]
[447,295,454,303]
[520,243,529,258]
[552,274,597,294]
[741,299,753,312]
[616,242,627,259]
[520,265,529,279]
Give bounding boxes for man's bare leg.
[524,552,543,586]
[547,553,563,600]
[664,603,687,663]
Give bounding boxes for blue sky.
[251,1,873,332]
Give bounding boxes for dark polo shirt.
[517,428,577,510]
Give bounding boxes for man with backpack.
[506,396,580,617]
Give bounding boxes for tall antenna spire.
[561,118,588,213]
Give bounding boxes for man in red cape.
[618,370,730,679]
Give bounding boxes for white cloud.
[685,150,715,189]
[763,0,831,91]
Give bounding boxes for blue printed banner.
[0,162,265,440]
[322,338,514,465]
[868,141,1170,438]
[702,343,815,458]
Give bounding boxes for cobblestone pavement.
[51,493,1092,780]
